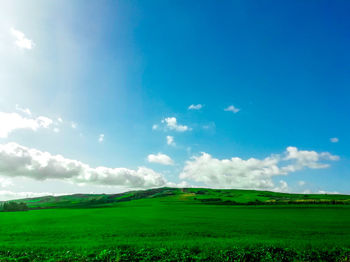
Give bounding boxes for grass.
[5,187,350,209]
[0,188,350,261]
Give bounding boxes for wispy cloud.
[0,190,59,201]
[98,134,104,143]
[188,104,203,110]
[10,28,35,50]
[166,135,175,146]
[298,180,306,186]
[224,105,240,113]
[318,190,339,195]
[330,137,339,143]
[147,153,174,165]
[15,104,31,115]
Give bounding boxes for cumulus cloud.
[180,152,279,189]
[166,136,175,146]
[71,122,77,129]
[161,117,191,132]
[180,147,338,190]
[10,28,35,50]
[147,153,174,165]
[98,134,104,143]
[224,105,240,113]
[0,112,53,138]
[273,180,289,193]
[281,146,339,173]
[330,137,339,143]
[0,143,168,189]
[188,104,203,110]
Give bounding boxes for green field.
[6,187,350,209]
[1,188,350,261]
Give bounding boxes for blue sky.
[0,0,349,200]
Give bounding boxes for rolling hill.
[2,187,350,210]
[1,187,350,261]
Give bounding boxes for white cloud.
[57,117,63,123]
[298,180,306,186]
[0,177,13,188]
[0,190,63,201]
[301,189,342,195]
[147,153,174,165]
[330,137,339,143]
[0,143,168,189]
[152,124,158,130]
[0,112,53,138]
[15,105,31,116]
[71,122,77,129]
[98,134,104,143]
[37,117,53,128]
[273,180,289,193]
[166,136,175,146]
[224,105,240,113]
[281,146,339,172]
[162,117,191,132]
[166,180,192,188]
[188,104,203,110]
[180,152,279,189]
[318,190,339,195]
[53,127,60,133]
[180,147,338,190]
[10,28,35,50]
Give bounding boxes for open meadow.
[1,188,350,261]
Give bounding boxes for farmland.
[0,188,350,261]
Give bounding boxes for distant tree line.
[1,202,29,212]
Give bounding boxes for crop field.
[1,188,350,261]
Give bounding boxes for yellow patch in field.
[179,193,196,201]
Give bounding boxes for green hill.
[2,187,350,210]
[1,187,350,261]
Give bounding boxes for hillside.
[1,187,350,261]
[3,187,350,210]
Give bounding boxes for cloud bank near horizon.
[0,142,168,189]
[180,147,339,190]
[0,142,339,197]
